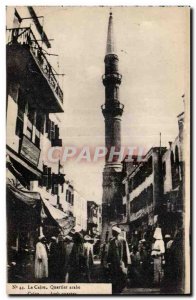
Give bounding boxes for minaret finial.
[106,10,116,55]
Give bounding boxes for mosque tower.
[101,12,124,239]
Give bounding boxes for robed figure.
[107,226,131,294]
[35,236,48,281]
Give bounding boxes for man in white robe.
[151,227,165,285]
[84,235,94,282]
[35,236,48,281]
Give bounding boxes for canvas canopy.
[42,198,75,232]
[7,177,75,233]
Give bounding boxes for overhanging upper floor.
[6,27,64,113]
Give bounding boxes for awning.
[42,198,75,233]
[6,155,29,188]
[7,182,42,230]
[7,178,75,234]
[6,147,42,179]
[7,181,41,207]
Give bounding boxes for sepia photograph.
[6,6,190,295]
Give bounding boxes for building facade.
[97,205,102,235]
[121,111,185,244]
[87,201,101,237]
[101,12,124,240]
[161,112,184,234]
[73,190,87,233]
[6,6,64,204]
[121,147,166,241]
[6,7,75,282]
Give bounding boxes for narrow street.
[91,259,160,295]
[91,259,108,283]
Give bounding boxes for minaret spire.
[102,11,124,165]
[101,12,124,240]
[106,12,116,55]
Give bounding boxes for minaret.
[101,12,124,239]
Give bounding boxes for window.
[52,183,58,195]
[69,191,72,203]
[50,121,55,140]
[171,150,177,189]
[66,190,69,202]
[71,193,74,206]
[16,117,24,139]
[55,125,59,139]
[36,113,44,134]
[35,129,40,148]
[46,115,59,141]
[35,113,44,149]
[26,107,35,140]
[26,120,33,140]
[175,146,179,165]
[42,165,52,190]
[46,116,54,140]
[46,115,51,135]
[15,90,26,138]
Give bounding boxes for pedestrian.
[48,236,58,282]
[100,231,109,268]
[161,229,183,294]
[107,225,131,294]
[100,231,111,282]
[67,232,86,283]
[56,234,66,282]
[84,235,94,282]
[64,235,73,283]
[131,231,139,249]
[139,239,152,287]
[35,235,48,282]
[94,238,101,256]
[129,245,142,287]
[164,234,174,250]
[151,227,165,286]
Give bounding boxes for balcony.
[102,73,122,85]
[101,102,124,111]
[6,27,64,113]
[101,101,124,117]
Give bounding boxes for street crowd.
[35,230,94,284]
[33,224,183,294]
[101,225,183,293]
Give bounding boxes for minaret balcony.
[6,27,64,113]
[101,101,124,117]
[102,73,122,85]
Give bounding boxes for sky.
[7,6,190,203]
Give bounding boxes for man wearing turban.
[107,226,130,294]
